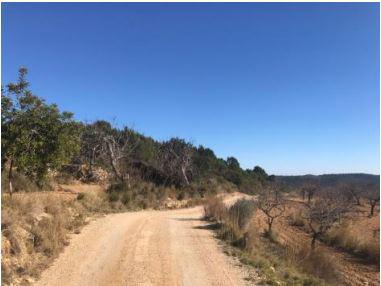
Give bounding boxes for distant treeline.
[277,173,379,188]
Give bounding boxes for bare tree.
[303,188,349,249]
[102,128,140,187]
[339,182,364,206]
[363,184,380,217]
[301,180,320,203]
[158,138,193,186]
[257,185,286,233]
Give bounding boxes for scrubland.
[204,191,380,286]
[1,174,231,285]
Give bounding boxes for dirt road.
[34,206,255,286]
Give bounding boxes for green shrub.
[107,182,129,193]
[108,191,119,202]
[121,192,131,205]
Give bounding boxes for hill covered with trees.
[1,68,270,197]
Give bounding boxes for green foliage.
[226,156,240,169]
[2,67,82,187]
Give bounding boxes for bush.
[244,227,327,286]
[288,211,305,228]
[263,229,278,243]
[296,245,340,283]
[228,199,256,230]
[203,196,226,221]
[2,192,83,283]
[1,171,50,193]
[108,191,119,202]
[77,193,85,200]
[107,182,129,193]
[121,192,131,205]
[80,191,110,213]
[176,190,188,200]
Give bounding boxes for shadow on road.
[193,222,222,230]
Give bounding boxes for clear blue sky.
[2,3,380,175]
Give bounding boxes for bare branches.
[303,188,349,249]
[81,121,141,185]
[102,128,140,184]
[257,185,286,233]
[158,138,193,186]
[363,184,380,217]
[301,180,320,203]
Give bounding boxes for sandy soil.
[34,206,256,286]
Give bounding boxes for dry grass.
[203,196,226,221]
[325,221,379,264]
[1,189,112,285]
[287,209,306,228]
[203,197,330,285]
[258,198,380,286]
[288,243,340,283]
[106,181,207,211]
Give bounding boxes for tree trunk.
[268,217,273,232]
[181,166,189,185]
[126,173,131,189]
[89,148,95,174]
[8,159,13,198]
[308,193,312,203]
[370,203,376,217]
[311,234,317,250]
[106,140,123,181]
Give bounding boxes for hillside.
[277,173,379,188]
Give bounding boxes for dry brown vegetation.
[256,195,380,286]
[204,196,330,286]
[1,174,218,285]
[1,191,109,285]
[204,188,380,286]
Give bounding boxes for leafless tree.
[339,182,364,206]
[303,188,349,249]
[301,180,320,203]
[257,185,286,233]
[102,128,140,187]
[363,184,380,217]
[158,138,193,186]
